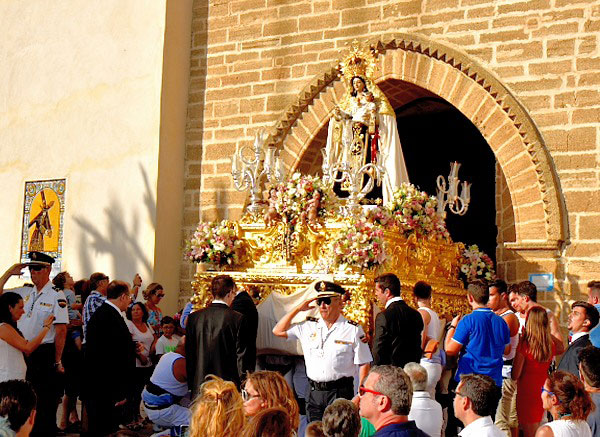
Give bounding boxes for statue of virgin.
[325,43,409,204]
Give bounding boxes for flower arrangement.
[270,172,330,226]
[185,220,246,267]
[460,244,495,282]
[385,183,449,240]
[331,220,387,270]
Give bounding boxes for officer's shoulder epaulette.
[305,316,319,322]
[347,320,360,327]
[53,286,61,291]
[24,283,34,288]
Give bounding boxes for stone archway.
[267,34,568,280]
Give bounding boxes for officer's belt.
[309,376,353,391]
[503,359,513,366]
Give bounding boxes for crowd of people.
[1,251,600,437]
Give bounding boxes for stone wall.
[182,0,600,321]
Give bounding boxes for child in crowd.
[155,316,181,356]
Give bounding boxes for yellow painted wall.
[0,0,192,315]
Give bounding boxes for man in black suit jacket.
[372,273,424,368]
[232,287,258,371]
[82,280,137,436]
[186,275,251,398]
[558,301,599,378]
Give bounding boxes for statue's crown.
[338,40,378,82]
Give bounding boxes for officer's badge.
[57,299,67,308]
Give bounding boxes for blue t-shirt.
[453,307,510,386]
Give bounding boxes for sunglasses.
[452,389,466,398]
[317,296,339,306]
[156,293,165,298]
[541,387,555,397]
[359,385,385,397]
[241,388,260,402]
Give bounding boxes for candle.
[232,153,239,173]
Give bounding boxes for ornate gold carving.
[191,217,469,334]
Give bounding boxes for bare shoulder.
[535,425,554,437]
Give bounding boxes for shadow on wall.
[74,164,155,280]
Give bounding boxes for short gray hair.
[371,365,413,416]
[403,362,428,392]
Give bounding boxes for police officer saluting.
[273,280,372,422]
[0,252,68,436]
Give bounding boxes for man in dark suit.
[82,280,137,436]
[231,286,258,371]
[557,301,599,378]
[186,275,251,398]
[372,273,424,368]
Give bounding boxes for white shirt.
[571,331,589,344]
[212,299,228,306]
[408,391,443,437]
[385,296,403,309]
[459,416,505,437]
[10,281,68,343]
[287,315,372,382]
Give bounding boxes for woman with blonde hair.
[537,371,593,436]
[189,375,246,437]
[142,283,165,335]
[242,370,300,432]
[512,306,565,437]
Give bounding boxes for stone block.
[300,12,340,31]
[554,153,598,171]
[264,19,299,36]
[424,0,459,11]
[529,60,572,75]
[266,93,295,111]
[546,39,576,58]
[572,108,600,124]
[341,6,380,25]
[466,6,494,18]
[565,191,600,213]
[480,29,528,44]
[497,41,543,62]
[578,215,600,240]
[231,0,266,13]
[382,1,422,18]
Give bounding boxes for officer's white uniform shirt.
[287,315,373,383]
[9,281,69,343]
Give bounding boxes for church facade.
[183,0,600,322]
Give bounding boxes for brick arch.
[270,34,567,249]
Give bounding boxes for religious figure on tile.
[325,41,409,203]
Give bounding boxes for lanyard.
[26,289,45,318]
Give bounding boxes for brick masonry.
[182,0,600,323]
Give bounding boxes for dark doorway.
[397,98,497,262]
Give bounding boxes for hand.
[133,273,142,288]
[7,263,27,277]
[135,342,146,356]
[55,362,65,374]
[298,298,317,312]
[451,314,462,328]
[43,315,55,328]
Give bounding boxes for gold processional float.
[188,41,494,335]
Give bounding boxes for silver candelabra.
[436,161,471,218]
[231,130,286,214]
[321,139,386,217]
